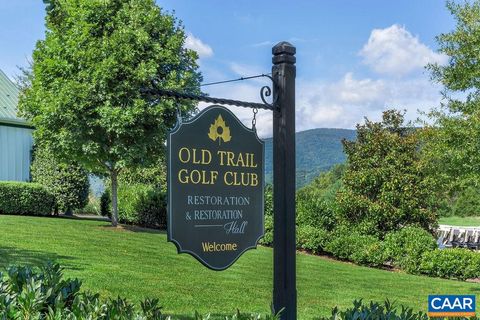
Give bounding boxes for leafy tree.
[31,146,89,215]
[336,110,437,237]
[296,164,344,231]
[421,1,480,213]
[119,155,167,192]
[20,0,201,226]
[451,186,480,217]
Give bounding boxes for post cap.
[272,42,296,65]
[272,41,296,56]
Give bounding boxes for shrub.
[336,111,438,238]
[101,184,167,228]
[324,227,359,260]
[117,184,152,224]
[0,181,55,216]
[75,193,101,215]
[350,236,386,267]
[260,214,273,246]
[100,189,111,217]
[419,248,480,280]
[265,184,273,217]
[296,165,343,231]
[137,188,167,228]
[296,187,337,230]
[31,146,89,214]
[320,299,428,320]
[383,226,437,274]
[260,186,274,246]
[452,186,480,217]
[324,226,386,266]
[296,226,328,254]
[0,262,280,319]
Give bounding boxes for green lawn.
[439,216,480,226]
[0,215,478,318]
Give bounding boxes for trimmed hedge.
[383,226,437,274]
[324,226,386,267]
[101,184,167,228]
[31,146,89,214]
[137,188,167,228]
[0,181,55,216]
[420,248,480,280]
[260,214,273,246]
[297,225,328,254]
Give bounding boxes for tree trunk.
[111,170,119,227]
[65,207,73,216]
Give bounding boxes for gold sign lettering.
[178,169,219,185]
[217,151,258,168]
[178,148,212,165]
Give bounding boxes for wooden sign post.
[272,42,297,319]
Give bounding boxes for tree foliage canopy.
[422,0,480,213]
[336,110,437,237]
[20,0,201,175]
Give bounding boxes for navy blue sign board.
[167,105,265,271]
[428,295,476,317]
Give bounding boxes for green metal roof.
[0,69,27,126]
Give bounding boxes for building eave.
[0,118,34,129]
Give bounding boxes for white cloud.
[359,24,447,76]
[296,72,443,131]
[184,33,213,59]
[197,68,442,137]
[194,24,446,136]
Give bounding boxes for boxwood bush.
[296,225,328,254]
[324,226,386,267]
[137,188,167,229]
[101,184,167,228]
[383,226,437,274]
[31,146,89,215]
[260,214,273,246]
[0,181,55,216]
[419,248,480,280]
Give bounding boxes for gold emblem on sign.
[208,115,232,144]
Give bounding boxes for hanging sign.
[167,105,265,270]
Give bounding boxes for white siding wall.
[0,125,33,181]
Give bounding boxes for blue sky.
[0,1,456,137]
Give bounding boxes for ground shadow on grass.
[467,286,480,292]
[0,246,83,271]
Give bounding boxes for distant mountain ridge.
[88,128,356,194]
[264,128,356,188]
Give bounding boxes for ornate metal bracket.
[142,75,278,111]
[259,74,278,110]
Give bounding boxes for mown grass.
[439,216,480,227]
[0,215,478,319]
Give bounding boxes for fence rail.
[437,225,480,249]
